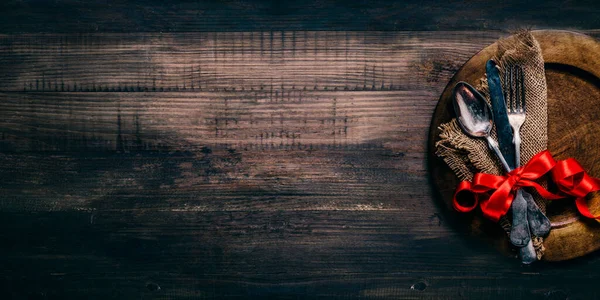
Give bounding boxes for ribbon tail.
[575,197,600,219]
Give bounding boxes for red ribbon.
[453,150,600,222]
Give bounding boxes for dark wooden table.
[1,1,600,299]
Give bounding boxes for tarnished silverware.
[503,65,531,248]
[452,82,510,170]
[453,79,536,264]
[503,65,541,264]
[487,60,530,248]
[505,65,551,239]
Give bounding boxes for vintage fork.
[505,65,551,240]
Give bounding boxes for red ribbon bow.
[453,150,600,222]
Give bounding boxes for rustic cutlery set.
[452,60,551,264]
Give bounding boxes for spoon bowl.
[452,82,494,138]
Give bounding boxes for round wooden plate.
[428,30,600,261]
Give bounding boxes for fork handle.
[513,130,552,237]
[514,132,521,166]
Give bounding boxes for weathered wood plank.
[3,211,600,299]
[0,149,429,212]
[1,0,599,33]
[0,90,436,151]
[0,31,497,92]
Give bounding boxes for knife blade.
[486,59,516,169]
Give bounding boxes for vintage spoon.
[452,81,537,264]
[452,82,510,170]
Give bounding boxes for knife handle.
[523,190,551,237]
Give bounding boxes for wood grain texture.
[1,0,600,32]
[3,28,600,299]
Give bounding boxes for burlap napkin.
[435,31,548,259]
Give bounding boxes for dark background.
[1,0,600,299]
[2,0,600,32]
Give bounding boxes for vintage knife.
[487,59,527,241]
[486,60,515,169]
[487,60,536,264]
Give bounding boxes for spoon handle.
[484,136,511,172]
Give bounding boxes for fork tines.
[504,65,525,113]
